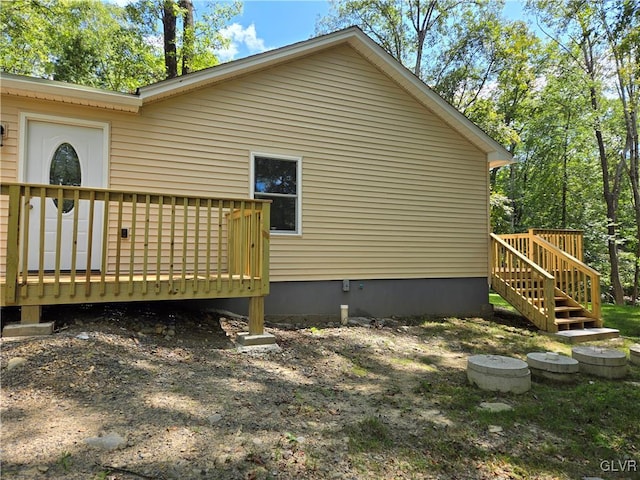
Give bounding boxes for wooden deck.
[491,229,602,333]
[1,182,271,336]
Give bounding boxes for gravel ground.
[1,303,567,479]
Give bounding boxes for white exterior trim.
[18,112,110,187]
[1,72,141,112]
[250,151,303,236]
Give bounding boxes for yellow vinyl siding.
[0,101,20,275]
[1,43,489,281]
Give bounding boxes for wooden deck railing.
[490,234,556,331]
[499,229,585,261]
[530,229,584,261]
[1,182,270,308]
[530,236,601,323]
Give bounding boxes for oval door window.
[50,143,81,213]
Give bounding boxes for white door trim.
[18,112,110,186]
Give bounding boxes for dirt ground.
[0,302,617,480]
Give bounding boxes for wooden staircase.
[490,229,605,334]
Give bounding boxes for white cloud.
[216,23,272,62]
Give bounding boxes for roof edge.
[138,27,364,103]
[138,26,512,165]
[342,32,513,165]
[0,72,142,112]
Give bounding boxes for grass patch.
[491,292,640,339]
[601,303,640,339]
[490,291,517,312]
[408,310,640,478]
[345,416,393,452]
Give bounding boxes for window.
[251,153,301,234]
[50,142,81,213]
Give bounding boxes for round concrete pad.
[527,352,579,373]
[467,355,531,394]
[572,346,627,366]
[467,355,529,377]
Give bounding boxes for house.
[0,27,514,336]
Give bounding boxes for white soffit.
[0,72,141,112]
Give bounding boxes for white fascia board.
[0,72,141,112]
[488,152,517,169]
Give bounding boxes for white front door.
[25,120,105,271]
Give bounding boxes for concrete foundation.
[467,354,531,394]
[199,277,491,322]
[526,352,579,383]
[572,346,628,379]
[2,322,54,337]
[629,344,640,366]
[554,328,620,343]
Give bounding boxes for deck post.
[21,305,41,324]
[235,296,277,347]
[4,184,21,306]
[248,296,265,335]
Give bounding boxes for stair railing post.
[527,229,535,262]
[592,272,602,326]
[544,277,557,332]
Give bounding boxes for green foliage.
[1,0,241,91]
[57,450,72,472]
[1,0,164,91]
[127,0,241,76]
[490,191,513,233]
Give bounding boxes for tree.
[317,0,484,78]
[1,0,163,92]
[531,0,635,304]
[128,0,241,79]
[598,0,639,304]
[1,0,242,90]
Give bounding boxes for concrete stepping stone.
[478,402,513,412]
[572,346,628,379]
[467,354,531,394]
[629,344,640,366]
[526,352,579,383]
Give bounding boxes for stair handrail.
[490,234,556,331]
[530,235,601,321]
[491,234,555,279]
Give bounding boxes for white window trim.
[250,152,302,236]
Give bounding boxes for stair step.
[554,306,583,313]
[531,297,571,305]
[555,317,596,325]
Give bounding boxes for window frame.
[250,152,302,236]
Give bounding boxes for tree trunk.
[596,122,625,305]
[581,29,625,304]
[163,0,178,79]
[180,0,194,74]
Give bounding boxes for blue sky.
[213,0,530,61]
